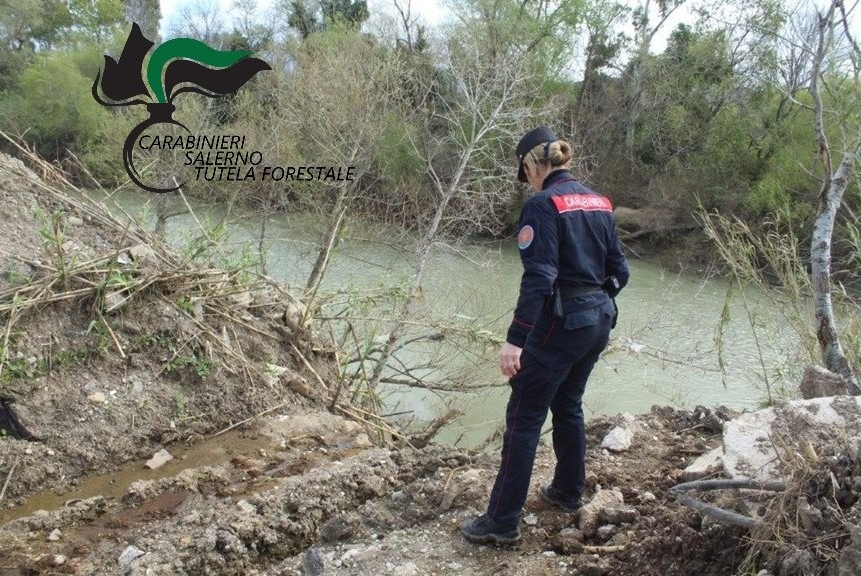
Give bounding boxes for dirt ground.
[1,150,860,576]
[1,405,744,576]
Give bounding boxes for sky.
[159,0,861,58]
[159,0,447,34]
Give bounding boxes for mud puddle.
[0,428,274,523]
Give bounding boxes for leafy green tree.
[0,0,71,90]
[321,0,367,26]
[2,48,106,153]
[635,25,735,167]
[283,0,368,39]
[447,0,587,77]
[66,0,125,43]
[285,0,318,39]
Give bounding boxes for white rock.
[118,545,145,565]
[354,545,382,564]
[127,244,158,270]
[600,413,642,452]
[47,528,61,541]
[601,426,634,452]
[88,392,107,405]
[640,491,657,502]
[145,449,173,470]
[579,488,625,536]
[53,555,67,566]
[340,548,360,564]
[103,290,129,313]
[626,338,645,353]
[599,505,639,524]
[393,562,419,576]
[722,396,861,482]
[459,469,482,482]
[524,513,538,526]
[67,216,84,226]
[682,446,724,481]
[596,524,616,540]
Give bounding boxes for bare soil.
[1,405,742,576]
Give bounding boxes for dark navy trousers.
[487,303,612,527]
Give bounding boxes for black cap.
[515,126,557,182]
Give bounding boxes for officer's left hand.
[499,342,523,378]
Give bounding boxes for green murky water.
[100,189,805,446]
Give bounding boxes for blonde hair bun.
[547,140,573,166]
[528,139,573,169]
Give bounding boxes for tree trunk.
[810,157,860,394]
[808,0,860,394]
[304,143,360,299]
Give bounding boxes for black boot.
[460,514,521,544]
[540,485,582,513]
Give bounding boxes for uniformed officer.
[461,126,629,544]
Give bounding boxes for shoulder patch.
[517,225,534,249]
[551,194,613,214]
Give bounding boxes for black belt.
[557,284,602,299]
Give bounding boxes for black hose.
[668,478,786,528]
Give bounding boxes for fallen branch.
[291,343,329,391]
[97,312,126,359]
[583,545,626,553]
[209,399,293,438]
[619,225,698,242]
[334,403,415,449]
[0,457,19,504]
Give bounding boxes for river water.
[103,190,806,446]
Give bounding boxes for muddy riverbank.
[2,405,741,575]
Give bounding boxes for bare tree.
[392,0,417,49]
[363,31,546,392]
[166,0,226,44]
[124,0,160,41]
[264,32,405,315]
[807,0,860,394]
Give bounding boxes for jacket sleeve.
[506,197,559,347]
[604,216,630,293]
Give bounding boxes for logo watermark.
[93,24,356,193]
[92,23,270,193]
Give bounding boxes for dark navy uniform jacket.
[506,169,629,363]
